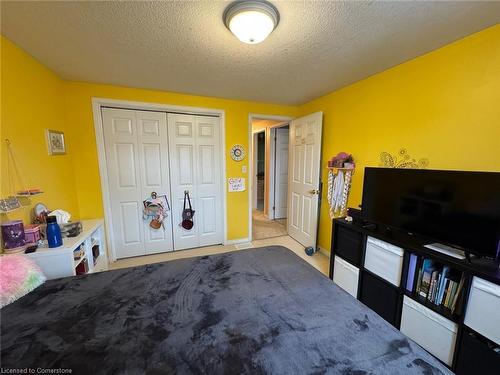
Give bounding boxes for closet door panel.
[168,114,199,250]
[102,108,146,258]
[136,111,174,254]
[167,114,223,250]
[120,202,142,245]
[177,145,195,185]
[196,116,223,246]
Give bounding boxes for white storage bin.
[333,255,360,298]
[464,276,500,345]
[400,296,458,365]
[364,236,404,286]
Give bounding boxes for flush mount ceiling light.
[223,0,280,44]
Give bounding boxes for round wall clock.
[230,144,246,161]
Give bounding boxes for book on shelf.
[406,253,418,292]
[415,266,423,295]
[434,273,442,304]
[413,258,465,314]
[436,266,450,305]
[444,280,457,308]
[429,270,440,303]
[451,276,465,314]
[419,259,437,298]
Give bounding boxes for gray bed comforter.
[1,246,451,374]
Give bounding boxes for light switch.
[242,165,247,173]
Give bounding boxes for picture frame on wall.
[45,129,66,155]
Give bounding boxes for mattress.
[1,246,451,374]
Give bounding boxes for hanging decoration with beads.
[327,152,355,219]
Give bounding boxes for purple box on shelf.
[24,224,41,244]
[1,220,26,251]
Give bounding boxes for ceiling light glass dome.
[223,1,280,44]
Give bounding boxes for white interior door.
[168,114,223,250]
[102,108,174,259]
[274,127,289,219]
[287,112,323,248]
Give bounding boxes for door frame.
[268,123,289,220]
[252,130,265,211]
[248,113,293,241]
[92,97,227,261]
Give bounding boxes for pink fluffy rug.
[0,255,46,308]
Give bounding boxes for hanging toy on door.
[143,192,170,229]
[180,190,195,230]
[327,152,355,219]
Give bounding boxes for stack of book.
[406,255,465,314]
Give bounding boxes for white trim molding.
[225,237,252,245]
[318,246,331,258]
[91,97,227,261]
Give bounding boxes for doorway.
[250,117,290,240]
[248,112,323,250]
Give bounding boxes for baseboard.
[225,237,251,245]
[318,246,331,258]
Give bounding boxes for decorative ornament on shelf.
[380,148,429,169]
[327,152,355,219]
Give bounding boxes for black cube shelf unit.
[330,218,500,374]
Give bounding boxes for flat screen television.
[361,167,500,259]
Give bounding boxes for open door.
[287,112,323,249]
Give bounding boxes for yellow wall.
[1,36,79,224]
[63,83,297,240]
[1,34,297,240]
[2,24,499,247]
[300,24,500,251]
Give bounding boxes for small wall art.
[228,177,245,192]
[45,129,66,155]
[379,148,429,169]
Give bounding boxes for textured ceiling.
[1,1,499,105]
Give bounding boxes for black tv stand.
[467,254,500,271]
[362,222,377,230]
[330,218,500,374]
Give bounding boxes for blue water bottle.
[46,215,63,248]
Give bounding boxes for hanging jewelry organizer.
[1,139,44,213]
[326,152,355,219]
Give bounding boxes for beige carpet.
[252,209,288,240]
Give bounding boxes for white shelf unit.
[22,219,108,280]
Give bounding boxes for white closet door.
[102,108,145,258]
[102,108,173,259]
[168,114,223,250]
[195,116,223,247]
[136,111,174,254]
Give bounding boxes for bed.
[1,246,451,374]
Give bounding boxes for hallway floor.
[252,209,287,240]
[109,235,330,276]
